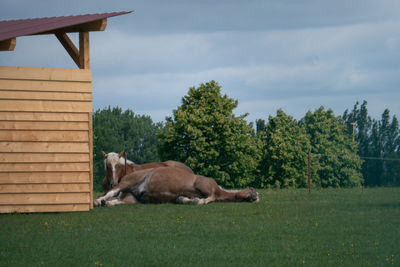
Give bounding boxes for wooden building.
[0,11,130,213]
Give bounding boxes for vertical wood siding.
[0,66,93,213]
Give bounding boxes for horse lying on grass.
[101,151,193,193]
[94,166,259,206]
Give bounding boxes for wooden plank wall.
[0,66,93,213]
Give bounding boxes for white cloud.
[91,30,215,74]
[2,1,399,123]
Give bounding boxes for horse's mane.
[118,156,134,165]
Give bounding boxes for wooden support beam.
[55,33,80,68]
[0,38,16,51]
[79,32,90,69]
[55,32,90,69]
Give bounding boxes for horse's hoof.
[250,192,259,202]
[176,196,184,204]
[101,199,107,206]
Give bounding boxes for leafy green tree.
[344,102,400,186]
[383,114,400,185]
[300,107,363,187]
[92,107,162,190]
[256,119,267,134]
[343,101,374,185]
[368,120,383,186]
[158,81,261,188]
[257,109,310,188]
[375,110,400,185]
[384,151,400,186]
[343,101,371,155]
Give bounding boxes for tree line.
[93,81,399,190]
[343,101,400,186]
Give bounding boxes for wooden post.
[79,32,90,69]
[88,112,93,209]
[56,32,90,69]
[308,151,311,193]
[0,38,16,51]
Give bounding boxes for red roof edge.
[0,11,132,41]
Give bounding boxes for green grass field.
[0,188,399,266]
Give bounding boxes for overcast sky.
[1,0,400,123]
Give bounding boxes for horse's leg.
[103,193,138,207]
[176,196,199,204]
[176,195,215,205]
[104,199,125,206]
[191,176,218,205]
[194,196,215,205]
[176,196,215,205]
[94,187,122,207]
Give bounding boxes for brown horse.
[94,166,259,206]
[101,151,193,192]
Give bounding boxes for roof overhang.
[0,11,132,69]
[0,11,132,52]
[37,18,108,35]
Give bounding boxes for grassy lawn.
[0,188,399,266]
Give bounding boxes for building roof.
[0,11,132,42]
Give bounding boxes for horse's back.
[164,160,194,174]
[141,167,200,203]
[134,161,193,174]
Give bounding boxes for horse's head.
[238,187,259,202]
[102,151,126,188]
